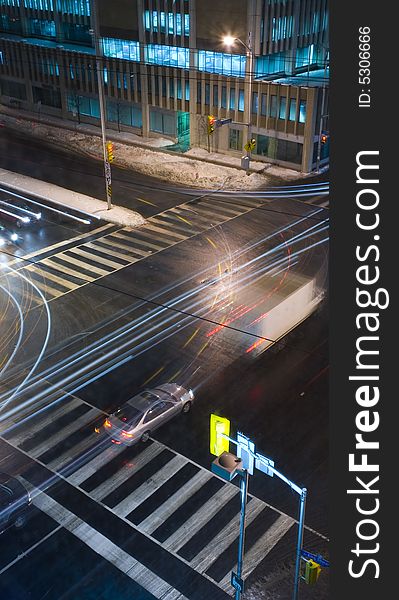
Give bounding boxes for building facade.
[0,0,329,172]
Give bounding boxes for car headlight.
[188,389,194,400]
[0,237,5,247]
[10,232,18,242]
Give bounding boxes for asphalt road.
[0,132,329,600]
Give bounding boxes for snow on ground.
[1,112,303,191]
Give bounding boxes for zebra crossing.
[0,393,298,595]
[2,195,263,303]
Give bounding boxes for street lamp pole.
[223,35,255,166]
[90,0,112,209]
[235,469,249,600]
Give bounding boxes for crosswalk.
[0,393,298,595]
[2,195,263,303]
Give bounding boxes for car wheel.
[14,514,27,529]
[141,430,151,443]
[182,401,191,414]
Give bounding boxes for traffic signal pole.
[212,426,308,600]
[90,0,112,210]
[235,469,249,600]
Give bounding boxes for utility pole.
[90,0,112,209]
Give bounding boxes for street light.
[89,1,112,210]
[223,35,255,167]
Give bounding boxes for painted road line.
[85,240,139,262]
[68,443,126,487]
[29,489,190,600]
[70,246,126,270]
[0,525,63,576]
[218,513,294,591]
[139,470,212,535]
[3,396,82,444]
[143,223,187,241]
[114,454,187,518]
[91,442,165,501]
[56,252,111,276]
[5,223,116,267]
[24,264,77,290]
[29,407,101,459]
[163,484,238,552]
[40,257,95,281]
[190,498,265,572]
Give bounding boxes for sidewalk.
[0,105,302,190]
[0,168,145,228]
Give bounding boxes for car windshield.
[113,404,142,426]
[130,391,159,411]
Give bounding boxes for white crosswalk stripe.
[25,487,190,600]
[1,391,298,594]
[2,195,262,303]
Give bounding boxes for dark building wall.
[195,0,247,51]
[98,0,139,41]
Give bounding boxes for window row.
[6,0,90,11]
[252,93,306,123]
[148,76,190,101]
[101,39,247,78]
[197,83,245,111]
[254,134,303,165]
[144,10,189,36]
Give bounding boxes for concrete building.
[0,0,329,172]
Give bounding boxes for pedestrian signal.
[210,414,230,456]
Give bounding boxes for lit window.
[101,38,140,62]
[289,98,296,121]
[299,99,306,123]
[144,10,190,36]
[57,0,90,16]
[198,50,246,77]
[24,0,54,9]
[279,97,287,119]
[146,44,190,69]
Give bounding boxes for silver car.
[102,383,194,446]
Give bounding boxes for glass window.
[252,92,258,114]
[299,99,306,123]
[198,50,246,77]
[229,88,235,110]
[146,45,189,69]
[0,14,22,34]
[185,80,189,101]
[205,83,210,105]
[150,109,176,136]
[197,81,201,103]
[24,0,54,9]
[261,94,267,116]
[213,85,218,107]
[144,10,189,36]
[28,19,56,38]
[238,89,244,112]
[289,98,297,121]
[279,97,287,119]
[229,128,243,151]
[57,1,90,16]
[177,79,182,100]
[221,86,227,108]
[254,134,303,165]
[102,38,140,62]
[269,95,277,117]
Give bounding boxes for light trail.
[0,186,96,225]
[0,208,326,402]
[0,211,328,426]
[0,285,24,379]
[0,264,51,413]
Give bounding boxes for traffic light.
[106,141,114,162]
[320,132,329,144]
[211,451,243,482]
[210,414,230,456]
[207,115,216,135]
[304,559,321,585]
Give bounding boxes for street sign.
[255,453,274,477]
[216,118,232,127]
[231,572,244,593]
[237,431,255,475]
[244,139,256,152]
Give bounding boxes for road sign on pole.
[237,432,255,475]
[210,414,230,456]
[244,138,256,152]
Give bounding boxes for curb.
[0,107,272,176]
